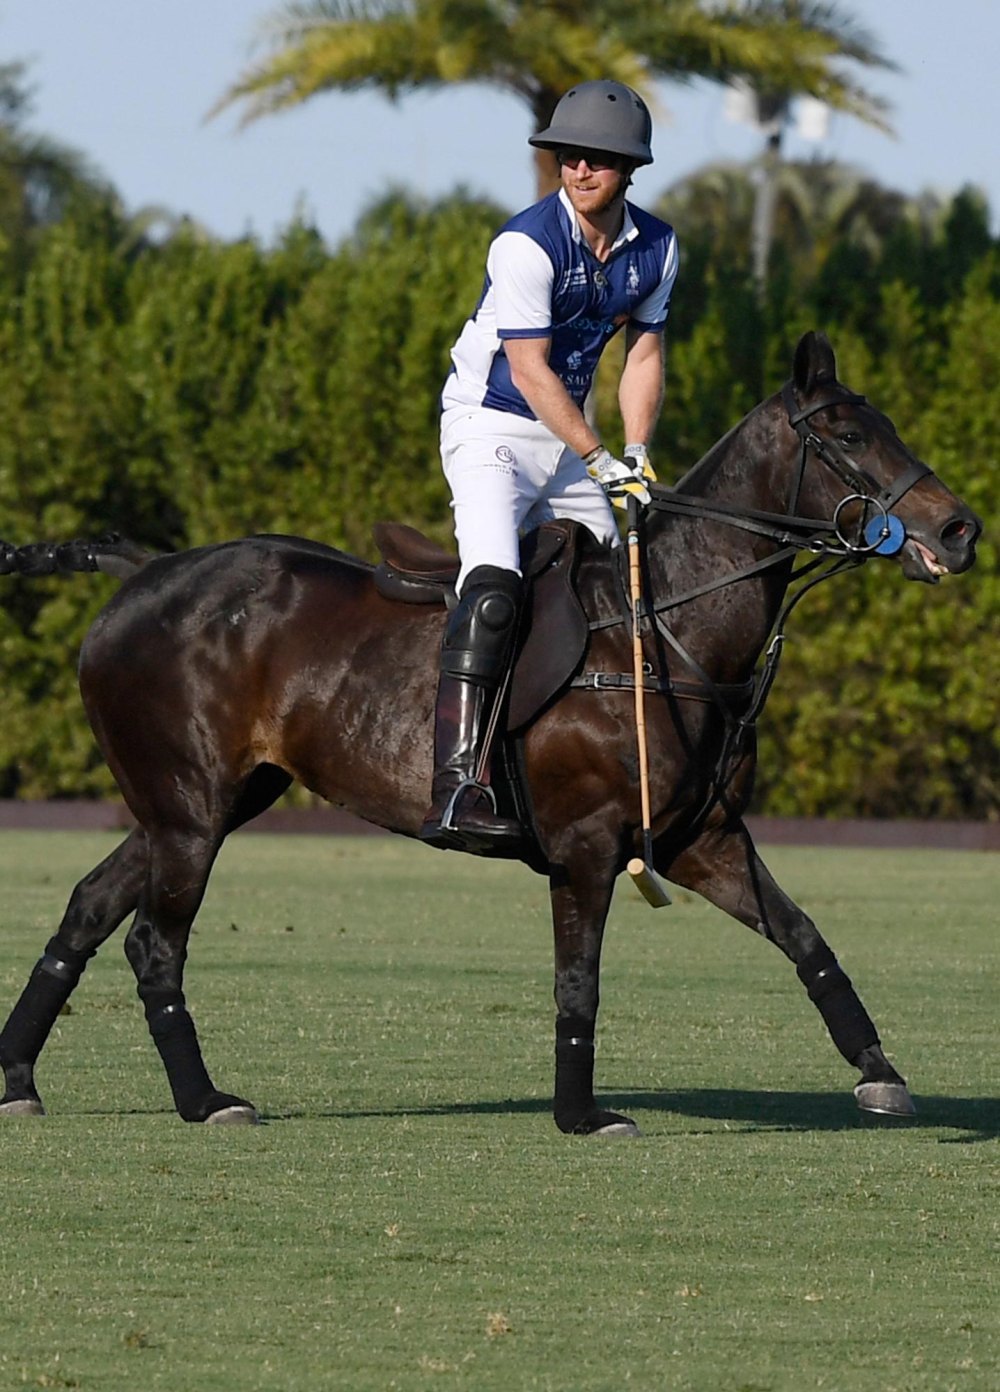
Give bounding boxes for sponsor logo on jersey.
[568,317,617,335]
[627,261,641,297]
[559,265,590,293]
[495,445,515,462]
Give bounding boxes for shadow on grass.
[275,1089,1000,1142]
[620,1088,1000,1144]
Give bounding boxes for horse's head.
[785,332,981,581]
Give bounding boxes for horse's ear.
[793,331,837,394]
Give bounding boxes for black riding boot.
[419,565,523,854]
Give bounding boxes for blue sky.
[3,0,997,245]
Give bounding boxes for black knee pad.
[441,567,522,684]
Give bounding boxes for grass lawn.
[0,830,997,1391]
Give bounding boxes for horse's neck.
[673,398,788,510]
[643,398,795,676]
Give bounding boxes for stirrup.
[439,778,497,831]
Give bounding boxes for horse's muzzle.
[898,506,982,582]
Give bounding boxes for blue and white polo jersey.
[441,188,678,419]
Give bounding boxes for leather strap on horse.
[780,382,932,513]
[569,670,754,710]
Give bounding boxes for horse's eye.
[838,431,864,448]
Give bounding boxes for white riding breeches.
[440,405,619,593]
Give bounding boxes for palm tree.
[655,155,939,284]
[0,61,213,269]
[212,0,895,201]
[0,61,115,247]
[731,1,895,292]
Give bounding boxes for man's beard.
[566,174,627,216]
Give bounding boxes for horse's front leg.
[124,825,257,1125]
[663,820,914,1117]
[549,842,640,1138]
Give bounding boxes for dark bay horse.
[0,333,981,1131]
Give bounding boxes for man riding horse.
[420,80,679,853]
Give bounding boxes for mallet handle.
[628,520,653,835]
[626,499,671,909]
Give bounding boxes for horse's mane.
[667,394,775,496]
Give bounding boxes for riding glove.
[624,443,658,488]
[584,446,652,509]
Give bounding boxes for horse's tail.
[0,533,159,582]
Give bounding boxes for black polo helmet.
[528,80,653,166]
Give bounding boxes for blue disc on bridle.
[863,513,906,556]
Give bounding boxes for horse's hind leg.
[663,822,914,1117]
[0,827,149,1116]
[124,825,256,1125]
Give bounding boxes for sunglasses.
[556,147,625,173]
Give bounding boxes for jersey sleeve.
[630,232,680,332]
[488,231,555,339]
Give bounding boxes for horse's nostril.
[941,518,971,545]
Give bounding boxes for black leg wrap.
[147,1002,220,1122]
[0,937,93,1071]
[554,1017,596,1133]
[797,945,879,1063]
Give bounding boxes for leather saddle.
[372,519,591,732]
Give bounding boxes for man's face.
[558,148,630,218]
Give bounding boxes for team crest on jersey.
[566,350,584,371]
[626,261,641,297]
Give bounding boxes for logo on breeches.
[488,444,518,477]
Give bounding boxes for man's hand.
[584,446,652,509]
[624,443,657,488]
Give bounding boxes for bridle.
[780,382,932,554]
[585,379,935,635]
[573,380,937,804]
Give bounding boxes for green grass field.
[0,830,996,1392]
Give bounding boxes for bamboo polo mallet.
[625,497,672,908]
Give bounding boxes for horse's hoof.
[854,1081,916,1118]
[0,1097,45,1117]
[592,1118,643,1138]
[566,1108,642,1138]
[204,1104,259,1126]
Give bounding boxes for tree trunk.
[751,127,782,297]
[531,89,562,202]
[534,145,561,201]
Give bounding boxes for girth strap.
[570,669,754,711]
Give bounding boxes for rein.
[573,380,933,775]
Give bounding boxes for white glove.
[584,446,652,510]
[624,443,658,489]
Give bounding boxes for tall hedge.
[0,190,995,814]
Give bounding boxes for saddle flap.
[508,522,589,732]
